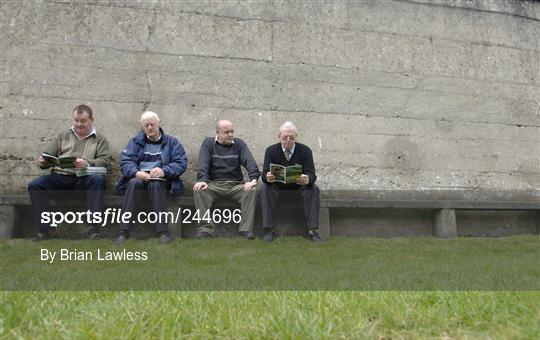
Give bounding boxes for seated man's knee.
[126,177,145,189]
[261,183,273,193]
[193,189,206,198]
[248,186,259,195]
[148,180,166,190]
[27,177,42,191]
[88,175,106,188]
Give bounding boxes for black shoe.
[29,232,49,242]
[196,231,213,239]
[87,226,101,240]
[159,232,172,244]
[239,231,255,240]
[114,231,129,245]
[261,229,274,242]
[307,230,322,243]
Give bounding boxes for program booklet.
[41,153,76,169]
[270,163,303,184]
[75,167,108,177]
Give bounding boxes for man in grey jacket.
[193,119,260,239]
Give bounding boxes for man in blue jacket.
[114,111,188,244]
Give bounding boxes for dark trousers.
[119,178,169,234]
[260,183,320,230]
[28,173,105,232]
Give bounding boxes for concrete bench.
[321,190,540,238]
[1,190,538,239]
[0,192,332,240]
[1,193,219,239]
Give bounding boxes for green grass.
[1,236,539,338]
[1,236,538,290]
[2,291,539,339]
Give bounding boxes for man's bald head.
[216,119,235,145]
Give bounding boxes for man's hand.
[149,167,164,178]
[136,171,151,182]
[74,158,87,170]
[296,174,309,186]
[244,180,257,192]
[193,181,208,192]
[38,156,49,167]
[266,171,276,183]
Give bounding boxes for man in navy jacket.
[261,121,321,242]
[114,111,187,244]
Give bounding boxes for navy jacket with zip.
[115,128,188,195]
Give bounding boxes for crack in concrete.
[405,0,540,21]
[45,0,539,53]
[143,6,157,112]
[322,164,540,176]
[218,105,540,129]
[23,40,538,89]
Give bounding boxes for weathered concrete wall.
[1,0,539,192]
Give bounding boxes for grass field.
[1,236,539,338]
[1,236,538,290]
[2,291,539,338]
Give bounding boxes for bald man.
[193,119,260,239]
[115,111,188,244]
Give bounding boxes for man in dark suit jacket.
[260,121,321,242]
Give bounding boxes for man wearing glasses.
[260,121,321,242]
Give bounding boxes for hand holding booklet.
[41,153,76,169]
[270,163,303,184]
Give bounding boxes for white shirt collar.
[71,126,96,140]
[215,135,234,145]
[282,143,295,155]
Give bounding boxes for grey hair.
[216,119,232,132]
[279,121,298,135]
[140,111,160,124]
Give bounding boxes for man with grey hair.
[114,111,188,244]
[260,121,321,242]
[193,119,260,239]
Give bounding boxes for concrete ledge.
[1,190,538,239]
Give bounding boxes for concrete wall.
[1,0,539,192]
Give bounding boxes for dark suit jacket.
[262,142,317,189]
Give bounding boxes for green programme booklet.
[41,153,76,169]
[270,163,302,184]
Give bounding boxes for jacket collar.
[134,127,167,145]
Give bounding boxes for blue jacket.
[115,128,188,195]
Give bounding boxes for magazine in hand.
[41,153,76,169]
[270,163,303,184]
